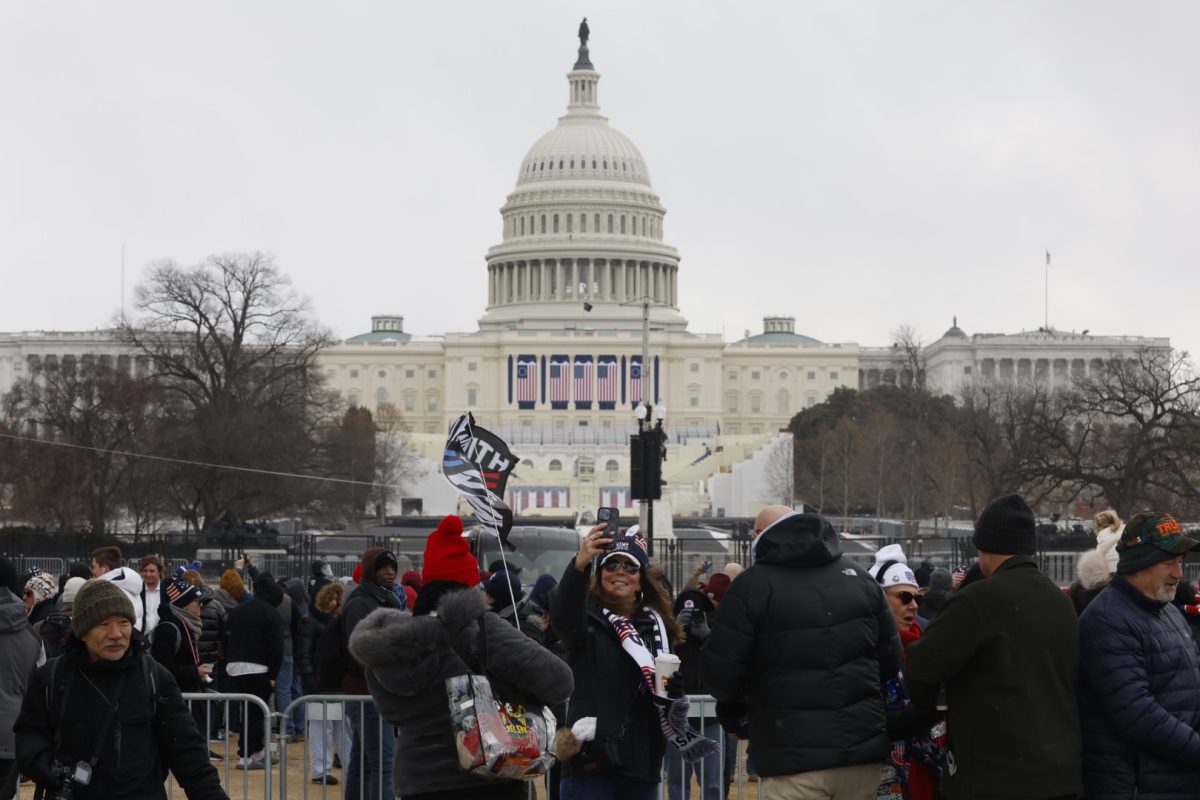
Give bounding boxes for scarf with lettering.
[602,606,720,763]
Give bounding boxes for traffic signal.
[630,431,663,500]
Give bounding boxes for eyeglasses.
[602,560,640,575]
[891,590,923,607]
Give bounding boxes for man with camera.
[14,579,227,800]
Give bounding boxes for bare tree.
[372,403,421,521]
[891,324,927,391]
[117,252,335,533]
[763,434,796,506]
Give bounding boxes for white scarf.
[602,606,720,763]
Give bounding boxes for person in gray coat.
[1,556,43,800]
[348,584,574,800]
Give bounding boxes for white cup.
[654,653,681,698]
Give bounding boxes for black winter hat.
[253,572,285,606]
[973,494,1037,556]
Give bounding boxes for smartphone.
[596,507,620,540]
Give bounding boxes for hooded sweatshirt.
[96,566,146,631]
[340,548,402,694]
[1,587,42,759]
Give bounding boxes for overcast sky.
[3,1,1198,354]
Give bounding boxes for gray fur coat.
[348,587,573,796]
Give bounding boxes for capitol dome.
[479,35,686,332]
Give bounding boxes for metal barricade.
[175,692,274,800]
[19,556,65,576]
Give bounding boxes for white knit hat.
[868,544,918,589]
[61,576,87,605]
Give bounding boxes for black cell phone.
[596,507,619,539]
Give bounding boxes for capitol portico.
[0,28,1175,521]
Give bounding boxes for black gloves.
[665,673,685,700]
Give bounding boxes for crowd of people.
[3,494,1200,800]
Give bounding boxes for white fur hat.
[869,544,918,589]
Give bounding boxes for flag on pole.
[443,413,518,543]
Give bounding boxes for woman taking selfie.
[551,525,716,800]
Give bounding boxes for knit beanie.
[702,572,733,605]
[721,562,744,580]
[72,579,136,637]
[422,515,480,587]
[166,577,203,608]
[1117,512,1199,575]
[972,494,1037,556]
[600,531,650,571]
[61,576,87,605]
[484,570,524,609]
[868,544,918,589]
[24,572,58,605]
[220,569,245,600]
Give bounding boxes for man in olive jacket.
[906,495,1082,800]
[701,505,902,797]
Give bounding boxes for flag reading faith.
[516,356,538,409]
[443,413,512,538]
[598,355,618,409]
[549,355,571,409]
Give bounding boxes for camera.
[596,507,619,540]
[45,760,90,800]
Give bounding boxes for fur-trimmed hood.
[348,586,486,696]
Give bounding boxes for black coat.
[700,513,902,778]
[549,561,671,784]
[906,556,1082,800]
[294,607,332,693]
[340,580,401,694]
[1079,573,1200,800]
[196,587,225,667]
[149,603,202,693]
[223,595,285,680]
[14,635,224,800]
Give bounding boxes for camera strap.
[78,668,130,771]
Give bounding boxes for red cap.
[421,515,479,587]
[703,573,732,605]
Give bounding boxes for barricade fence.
[166,692,765,800]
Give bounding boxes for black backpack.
[36,613,72,660]
[315,609,347,692]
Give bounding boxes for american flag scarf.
[601,606,720,763]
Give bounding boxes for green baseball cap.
[1116,512,1200,574]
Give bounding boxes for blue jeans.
[289,667,305,734]
[664,717,725,800]
[344,701,395,800]
[561,774,658,800]
[276,655,298,734]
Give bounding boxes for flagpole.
[1044,249,1049,330]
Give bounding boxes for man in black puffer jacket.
[1079,512,1200,800]
[701,506,902,796]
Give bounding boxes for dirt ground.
[18,738,761,799]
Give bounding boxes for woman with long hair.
[551,525,716,800]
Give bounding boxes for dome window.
[558,160,563,169]
[553,214,559,233]
[594,213,600,231]
[520,217,525,235]
[570,159,575,168]
[539,162,544,171]
[592,159,597,169]
[566,214,572,233]
[603,159,608,169]
[620,215,626,234]
[540,215,546,234]
[607,214,613,233]
[622,162,627,171]
[580,214,586,232]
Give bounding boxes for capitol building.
[0,32,1171,521]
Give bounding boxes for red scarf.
[899,621,922,659]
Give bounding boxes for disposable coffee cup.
[654,653,681,698]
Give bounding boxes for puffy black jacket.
[906,556,1082,800]
[551,560,680,784]
[340,580,401,694]
[223,595,285,680]
[196,587,225,667]
[349,587,573,797]
[294,607,332,693]
[1079,573,1200,800]
[15,635,224,800]
[700,513,902,778]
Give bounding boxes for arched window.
[376,387,388,408]
[580,214,586,232]
[566,214,572,233]
[594,213,600,231]
[540,215,546,234]
[520,459,534,469]
[777,389,790,414]
[548,459,563,472]
[553,214,559,233]
[570,159,575,168]
[558,160,563,169]
[602,159,608,169]
[348,391,360,408]
[539,162,544,171]
[520,217,525,235]
[605,459,619,473]
[620,215,626,234]
[607,214,613,233]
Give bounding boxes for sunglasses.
[602,560,640,575]
[890,590,923,607]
